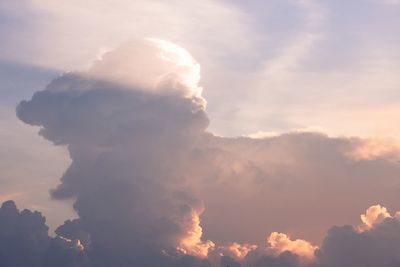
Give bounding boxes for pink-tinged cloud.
[13,38,400,267]
[359,205,392,231]
[176,207,215,258]
[267,232,317,260]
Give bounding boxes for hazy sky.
[1,1,400,267]
[2,0,400,136]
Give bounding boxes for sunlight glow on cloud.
[267,232,317,260]
[346,138,400,161]
[177,208,214,258]
[56,236,85,251]
[359,205,392,231]
[223,242,258,260]
[89,39,204,101]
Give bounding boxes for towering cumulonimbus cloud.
[17,39,213,266]
[13,38,400,267]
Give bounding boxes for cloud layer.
[9,39,400,266]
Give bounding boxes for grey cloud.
[11,39,400,267]
[217,216,400,267]
[315,218,400,267]
[219,251,301,267]
[245,251,300,267]
[0,200,88,267]
[190,133,400,245]
[17,80,210,265]
[16,39,212,265]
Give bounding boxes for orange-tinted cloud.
[177,208,215,258]
[359,205,392,231]
[267,232,317,260]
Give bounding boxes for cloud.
[188,132,400,246]
[242,250,301,267]
[359,205,392,231]
[17,39,213,266]
[221,242,258,260]
[0,200,87,267]
[88,39,204,100]
[14,38,400,267]
[345,138,400,161]
[267,232,316,260]
[5,197,400,267]
[315,205,400,267]
[240,205,400,267]
[0,105,73,232]
[176,207,215,258]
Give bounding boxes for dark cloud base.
[0,200,213,267]
[0,200,89,267]
[3,199,400,267]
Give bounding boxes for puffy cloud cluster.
[176,207,215,258]
[88,39,203,100]
[359,204,392,231]
[0,200,87,267]
[221,242,258,260]
[315,205,400,267]
[189,132,400,247]
[215,205,400,267]
[267,232,316,260]
[11,38,400,266]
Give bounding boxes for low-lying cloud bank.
[0,200,87,267]
[3,200,400,267]
[4,39,400,266]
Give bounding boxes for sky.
[1,1,400,267]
